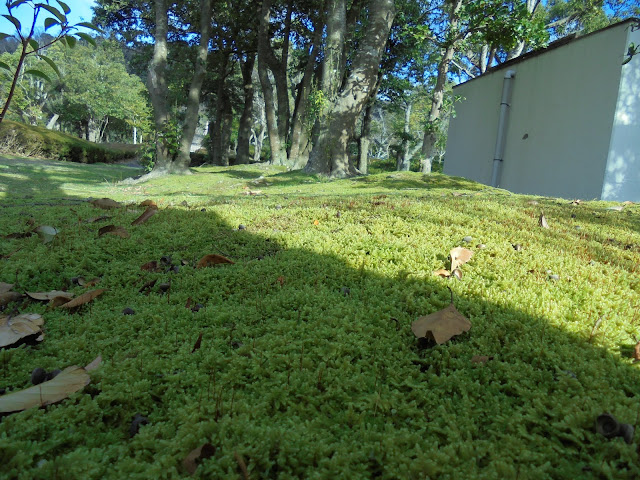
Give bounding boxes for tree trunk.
[209,54,230,165]
[289,23,322,167]
[148,0,171,172]
[397,102,412,171]
[420,0,462,174]
[175,0,212,172]
[220,99,233,166]
[236,52,256,164]
[257,0,287,165]
[306,0,395,177]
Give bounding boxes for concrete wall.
[602,25,640,201]
[444,22,634,200]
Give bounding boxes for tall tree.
[305,0,395,177]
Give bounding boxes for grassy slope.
[0,159,639,479]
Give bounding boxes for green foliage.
[0,120,136,163]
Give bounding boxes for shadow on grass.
[1,195,639,479]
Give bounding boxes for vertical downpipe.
[491,70,516,187]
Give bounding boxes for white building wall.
[444,22,633,200]
[602,25,640,201]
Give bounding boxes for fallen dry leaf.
[80,278,101,288]
[141,261,161,272]
[59,289,106,309]
[450,247,473,271]
[131,206,158,226]
[191,332,203,353]
[49,296,72,308]
[412,296,471,345]
[139,279,157,294]
[0,313,44,348]
[539,211,549,229]
[471,355,493,364]
[0,364,91,413]
[313,220,320,225]
[85,355,102,371]
[98,225,130,238]
[452,268,463,280]
[140,199,157,207]
[633,341,640,361]
[26,291,73,301]
[183,443,216,475]
[196,254,234,268]
[90,198,121,209]
[0,291,23,307]
[433,269,451,278]
[35,225,58,244]
[0,282,14,294]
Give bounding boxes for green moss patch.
[0,160,639,478]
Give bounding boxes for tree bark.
[420,0,462,174]
[236,52,256,164]
[175,0,212,172]
[305,0,395,177]
[288,22,322,168]
[397,102,412,171]
[148,0,170,172]
[257,0,287,165]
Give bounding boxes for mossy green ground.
[1,157,639,479]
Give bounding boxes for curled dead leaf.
[90,198,121,210]
[59,289,106,309]
[0,364,91,413]
[141,261,161,272]
[183,443,216,475]
[433,269,451,278]
[139,279,157,294]
[539,211,549,228]
[0,291,23,307]
[132,206,158,226]
[450,247,473,271]
[140,199,157,208]
[0,282,14,294]
[196,254,234,268]
[191,332,203,353]
[26,291,73,301]
[98,225,130,238]
[0,313,44,348]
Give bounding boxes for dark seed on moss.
[200,208,206,212]
[158,283,171,293]
[123,308,135,315]
[31,367,47,385]
[238,224,246,230]
[192,303,204,312]
[129,414,149,438]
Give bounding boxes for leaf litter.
[412,288,471,344]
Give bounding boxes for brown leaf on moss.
[633,341,640,361]
[0,313,44,348]
[59,289,106,309]
[85,355,102,371]
[0,364,91,413]
[140,199,157,208]
[471,355,493,364]
[141,261,161,272]
[0,283,13,294]
[98,225,130,238]
[90,198,121,210]
[131,206,158,226]
[80,278,101,288]
[433,269,451,278]
[191,332,203,353]
[49,296,71,308]
[450,247,473,271]
[85,216,111,223]
[139,279,157,294]
[26,291,73,301]
[183,443,216,475]
[412,303,471,344]
[196,254,234,268]
[0,291,23,307]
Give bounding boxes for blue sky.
[0,0,97,36]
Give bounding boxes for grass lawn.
[1,157,639,479]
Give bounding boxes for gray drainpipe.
[491,70,516,188]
